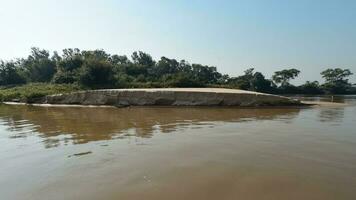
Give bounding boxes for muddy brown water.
[0,96,355,200]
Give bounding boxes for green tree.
[251,72,274,93]
[165,72,203,87]
[53,49,83,84]
[155,57,179,76]
[131,51,155,66]
[299,81,323,94]
[272,68,300,87]
[0,61,26,85]
[321,68,352,83]
[321,68,353,94]
[21,47,56,82]
[82,49,110,61]
[110,55,130,65]
[228,68,273,92]
[191,64,222,85]
[4,47,355,95]
[79,59,115,88]
[228,68,253,90]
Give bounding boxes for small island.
[34,88,301,107]
[0,48,354,107]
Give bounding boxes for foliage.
[321,68,353,94]
[0,83,81,102]
[321,68,353,83]
[0,61,26,85]
[299,81,323,94]
[228,68,274,93]
[250,72,274,93]
[0,47,355,96]
[228,68,255,90]
[131,51,155,66]
[164,73,204,87]
[79,59,115,88]
[272,68,300,87]
[20,48,57,82]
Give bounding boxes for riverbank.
[3,88,301,107]
[2,84,351,107]
[0,83,354,107]
[3,100,347,108]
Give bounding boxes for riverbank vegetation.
[0,83,80,102]
[0,48,355,101]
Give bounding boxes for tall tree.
[251,72,274,93]
[0,61,26,85]
[299,81,323,94]
[79,59,115,88]
[155,57,179,75]
[321,68,353,94]
[228,68,273,92]
[228,68,255,90]
[272,68,300,87]
[131,51,155,66]
[21,47,56,82]
[321,68,352,84]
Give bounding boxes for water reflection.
[0,105,301,148]
[318,108,345,124]
[292,95,355,104]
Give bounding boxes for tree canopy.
[0,48,354,94]
[272,69,300,87]
[321,68,354,94]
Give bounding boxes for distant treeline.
[0,47,355,94]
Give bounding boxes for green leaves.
[321,68,353,83]
[0,47,354,95]
[272,68,300,87]
[0,83,80,102]
[321,68,353,94]
[0,61,26,85]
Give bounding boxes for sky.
[0,0,355,84]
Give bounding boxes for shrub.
[79,60,115,88]
[0,83,81,102]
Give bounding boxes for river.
[0,96,355,200]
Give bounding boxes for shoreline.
[24,88,303,107]
[1,88,349,108]
[300,101,348,107]
[2,100,347,109]
[1,88,350,108]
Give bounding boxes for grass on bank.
[0,83,82,102]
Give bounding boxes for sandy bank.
[301,101,348,107]
[3,101,347,108]
[5,88,304,107]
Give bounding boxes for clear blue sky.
[0,0,355,83]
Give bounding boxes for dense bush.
[0,47,354,95]
[0,61,26,85]
[299,81,324,94]
[79,59,115,88]
[320,68,354,94]
[0,83,81,102]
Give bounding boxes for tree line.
[0,47,355,94]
